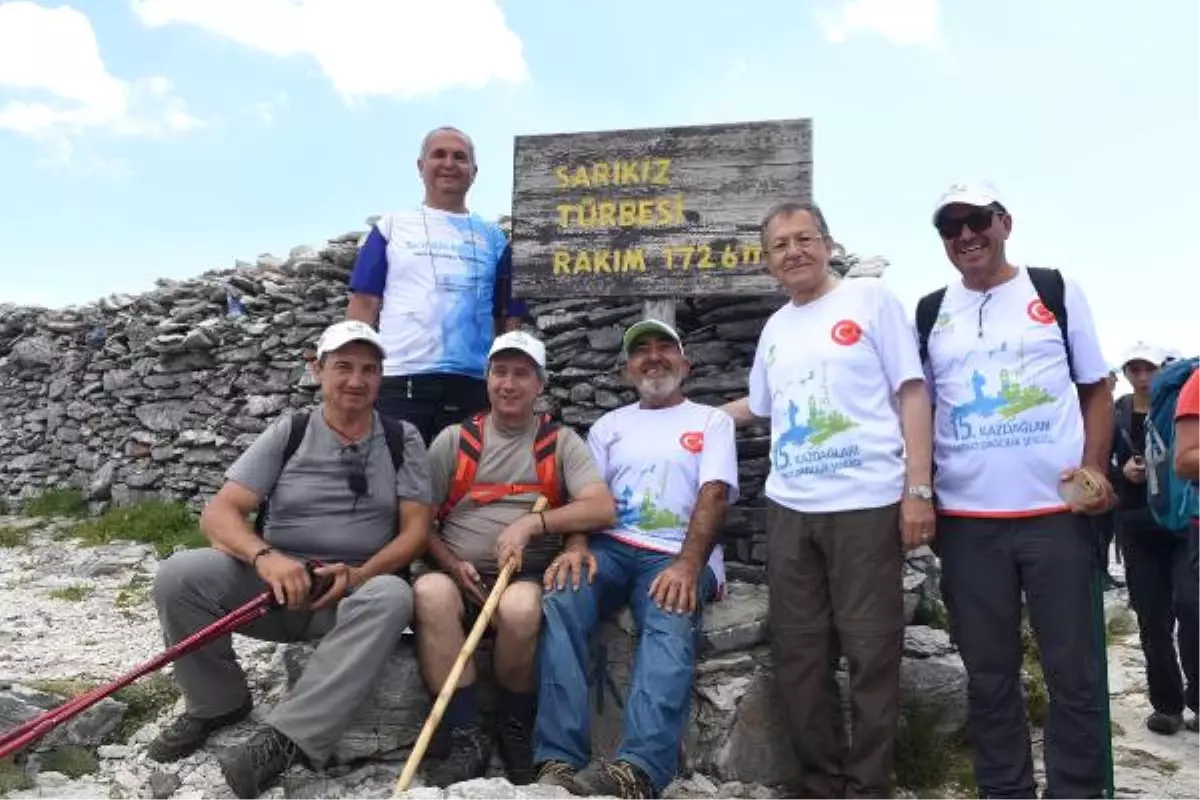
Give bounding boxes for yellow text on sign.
[554,158,672,189]
[557,195,685,229]
[664,243,762,269]
[553,249,648,275]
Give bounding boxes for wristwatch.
[907,484,934,501]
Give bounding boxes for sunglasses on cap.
[935,208,997,240]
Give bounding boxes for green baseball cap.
[622,319,683,355]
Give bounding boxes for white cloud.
[130,0,530,102]
[817,0,941,47]
[0,1,201,140]
[255,92,289,125]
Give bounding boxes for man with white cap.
[1110,341,1199,735]
[412,329,614,787]
[148,320,433,798]
[533,318,739,799]
[916,180,1115,798]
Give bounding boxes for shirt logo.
[679,431,704,453]
[831,319,863,346]
[1027,298,1055,325]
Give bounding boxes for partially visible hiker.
[1175,367,1200,584]
[412,330,614,786]
[917,180,1114,799]
[347,125,527,445]
[148,320,432,798]
[722,201,934,799]
[1111,342,1199,734]
[533,319,739,799]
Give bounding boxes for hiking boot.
[572,759,656,799]
[536,760,577,789]
[217,724,302,799]
[423,724,492,787]
[146,697,252,763]
[1146,711,1185,735]
[496,710,535,784]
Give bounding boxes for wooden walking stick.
[394,496,549,795]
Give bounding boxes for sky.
[0,0,1197,372]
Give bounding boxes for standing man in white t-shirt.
[918,180,1114,799]
[722,202,934,799]
[533,319,739,799]
[347,126,528,444]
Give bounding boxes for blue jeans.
[532,536,716,792]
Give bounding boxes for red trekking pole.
[0,560,333,760]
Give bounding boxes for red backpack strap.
[438,413,486,523]
[533,414,562,508]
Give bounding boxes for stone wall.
[0,225,889,576]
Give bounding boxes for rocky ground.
[1,517,1196,799]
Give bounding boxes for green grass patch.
[0,757,34,796]
[22,488,88,519]
[38,745,99,779]
[0,525,29,548]
[115,573,152,608]
[49,584,92,602]
[111,673,180,741]
[73,500,206,558]
[27,678,95,698]
[893,703,976,795]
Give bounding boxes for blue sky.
[1,0,1196,370]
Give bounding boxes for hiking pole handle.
[394,496,549,795]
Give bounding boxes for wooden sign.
[510,118,812,299]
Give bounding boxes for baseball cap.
[316,320,386,360]
[622,318,684,355]
[488,330,547,373]
[932,180,1007,224]
[1119,341,1165,369]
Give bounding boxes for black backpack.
[915,266,1075,381]
[252,411,408,534]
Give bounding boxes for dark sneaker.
[217,725,302,799]
[572,759,656,799]
[496,710,535,784]
[536,760,577,789]
[146,697,252,763]
[424,724,492,787]
[1146,711,1185,735]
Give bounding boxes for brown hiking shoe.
[217,724,302,799]
[571,759,656,799]
[146,697,252,763]
[535,759,577,789]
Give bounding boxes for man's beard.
[635,371,682,403]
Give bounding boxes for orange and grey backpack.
[436,412,564,523]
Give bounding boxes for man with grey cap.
[413,329,614,787]
[917,180,1114,799]
[147,320,432,798]
[533,319,739,799]
[1110,341,1199,734]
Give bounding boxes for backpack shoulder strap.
[915,287,947,365]
[377,414,407,472]
[533,414,563,508]
[438,413,487,522]
[254,411,310,535]
[1027,267,1074,381]
[1114,394,1137,455]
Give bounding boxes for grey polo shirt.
[226,409,432,567]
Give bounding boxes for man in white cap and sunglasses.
[148,320,433,798]
[533,319,739,799]
[915,180,1115,799]
[412,329,614,787]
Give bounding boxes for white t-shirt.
[923,267,1109,516]
[587,400,741,595]
[748,278,925,513]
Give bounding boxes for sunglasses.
[935,208,995,240]
[339,445,370,499]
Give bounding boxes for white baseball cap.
[1119,341,1165,369]
[316,320,386,360]
[622,318,684,355]
[488,330,547,373]
[932,180,1007,224]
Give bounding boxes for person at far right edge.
[916,180,1115,799]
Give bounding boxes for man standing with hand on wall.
[917,180,1114,799]
[347,126,527,444]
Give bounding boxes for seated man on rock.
[533,319,739,799]
[148,320,431,799]
[414,330,615,786]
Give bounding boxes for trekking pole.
[0,560,333,760]
[393,496,549,795]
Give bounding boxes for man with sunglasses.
[918,180,1114,799]
[148,320,433,799]
[411,330,615,787]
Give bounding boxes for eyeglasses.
[935,208,995,239]
[768,235,825,254]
